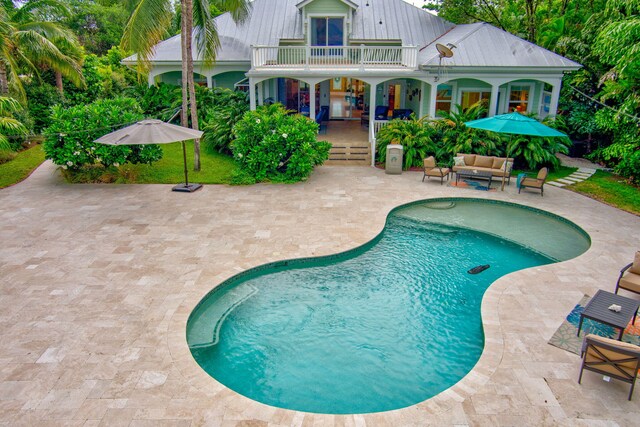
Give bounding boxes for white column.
[489,84,499,117]
[148,73,156,86]
[428,83,437,119]
[369,82,377,167]
[309,83,316,122]
[206,75,213,88]
[419,82,426,117]
[549,82,561,117]
[249,77,257,111]
[257,81,264,106]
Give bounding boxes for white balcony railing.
[252,45,418,70]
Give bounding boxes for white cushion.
[453,156,465,166]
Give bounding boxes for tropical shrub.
[231,104,331,182]
[201,88,250,154]
[433,103,500,162]
[0,96,28,152]
[375,114,437,169]
[129,83,181,120]
[43,97,162,171]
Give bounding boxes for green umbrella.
[464,112,567,190]
[464,112,567,137]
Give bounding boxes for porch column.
[489,84,499,117]
[309,82,317,122]
[549,81,562,117]
[249,77,257,111]
[206,75,213,88]
[147,73,156,87]
[257,81,264,106]
[418,82,426,117]
[369,82,378,167]
[428,82,438,118]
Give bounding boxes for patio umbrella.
[464,112,568,190]
[95,119,204,192]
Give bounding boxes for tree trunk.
[524,0,538,42]
[180,0,189,128]
[185,0,201,171]
[55,71,64,94]
[0,61,8,95]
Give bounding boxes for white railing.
[252,45,418,70]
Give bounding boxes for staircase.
[321,121,372,166]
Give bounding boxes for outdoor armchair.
[615,252,640,297]
[518,167,548,196]
[579,334,640,400]
[422,156,450,185]
[374,105,390,120]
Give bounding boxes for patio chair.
[374,105,389,120]
[392,109,413,120]
[422,156,450,185]
[615,252,640,297]
[578,334,640,400]
[518,167,548,196]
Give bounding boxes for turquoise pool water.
[187,199,590,414]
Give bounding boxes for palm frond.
[11,0,71,23]
[14,30,85,88]
[121,0,173,72]
[18,21,77,45]
[193,0,219,65]
[213,0,252,24]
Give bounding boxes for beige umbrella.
[95,119,204,192]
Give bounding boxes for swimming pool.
[187,199,590,414]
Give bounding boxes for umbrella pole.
[182,141,189,186]
[501,136,512,191]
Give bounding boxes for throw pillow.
[504,161,513,173]
[630,251,640,274]
[453,156,465,166]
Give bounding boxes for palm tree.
[0,1,85,100]
[122,0,251,171]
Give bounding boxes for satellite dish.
[436,43,455,58]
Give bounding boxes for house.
[123,0,580,164]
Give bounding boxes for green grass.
[0,144,46,189]
[568,171,640,216]
[125,142,238,184]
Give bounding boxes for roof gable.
[296,0,358,10]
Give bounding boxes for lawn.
[0,144,46,189]
[568,171,640,216]
[124,142,238,184]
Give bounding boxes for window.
[460,90,490,110]
[508,85,531,112]
[311,17,344,47]
[435,85,453,115]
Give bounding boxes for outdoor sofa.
[452,153,514,185]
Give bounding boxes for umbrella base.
[172,183,203,193]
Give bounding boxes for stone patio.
[0,161,639,426]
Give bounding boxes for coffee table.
[577,289,640,340]
[456,169,493,188]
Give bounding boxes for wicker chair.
[422,156,450,185]
[579,334,640,400]
[518,167,548,196]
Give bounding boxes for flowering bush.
[43,97,162,171]
[231,104,331,182]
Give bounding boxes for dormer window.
[310,17,344,46]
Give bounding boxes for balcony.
[251,45,418,72]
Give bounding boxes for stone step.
[547,181,566,187]
[556,178,576,184]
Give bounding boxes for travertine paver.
[0,161,639,426]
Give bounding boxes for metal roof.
[419,23,581,69]
[126,0,580,71]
